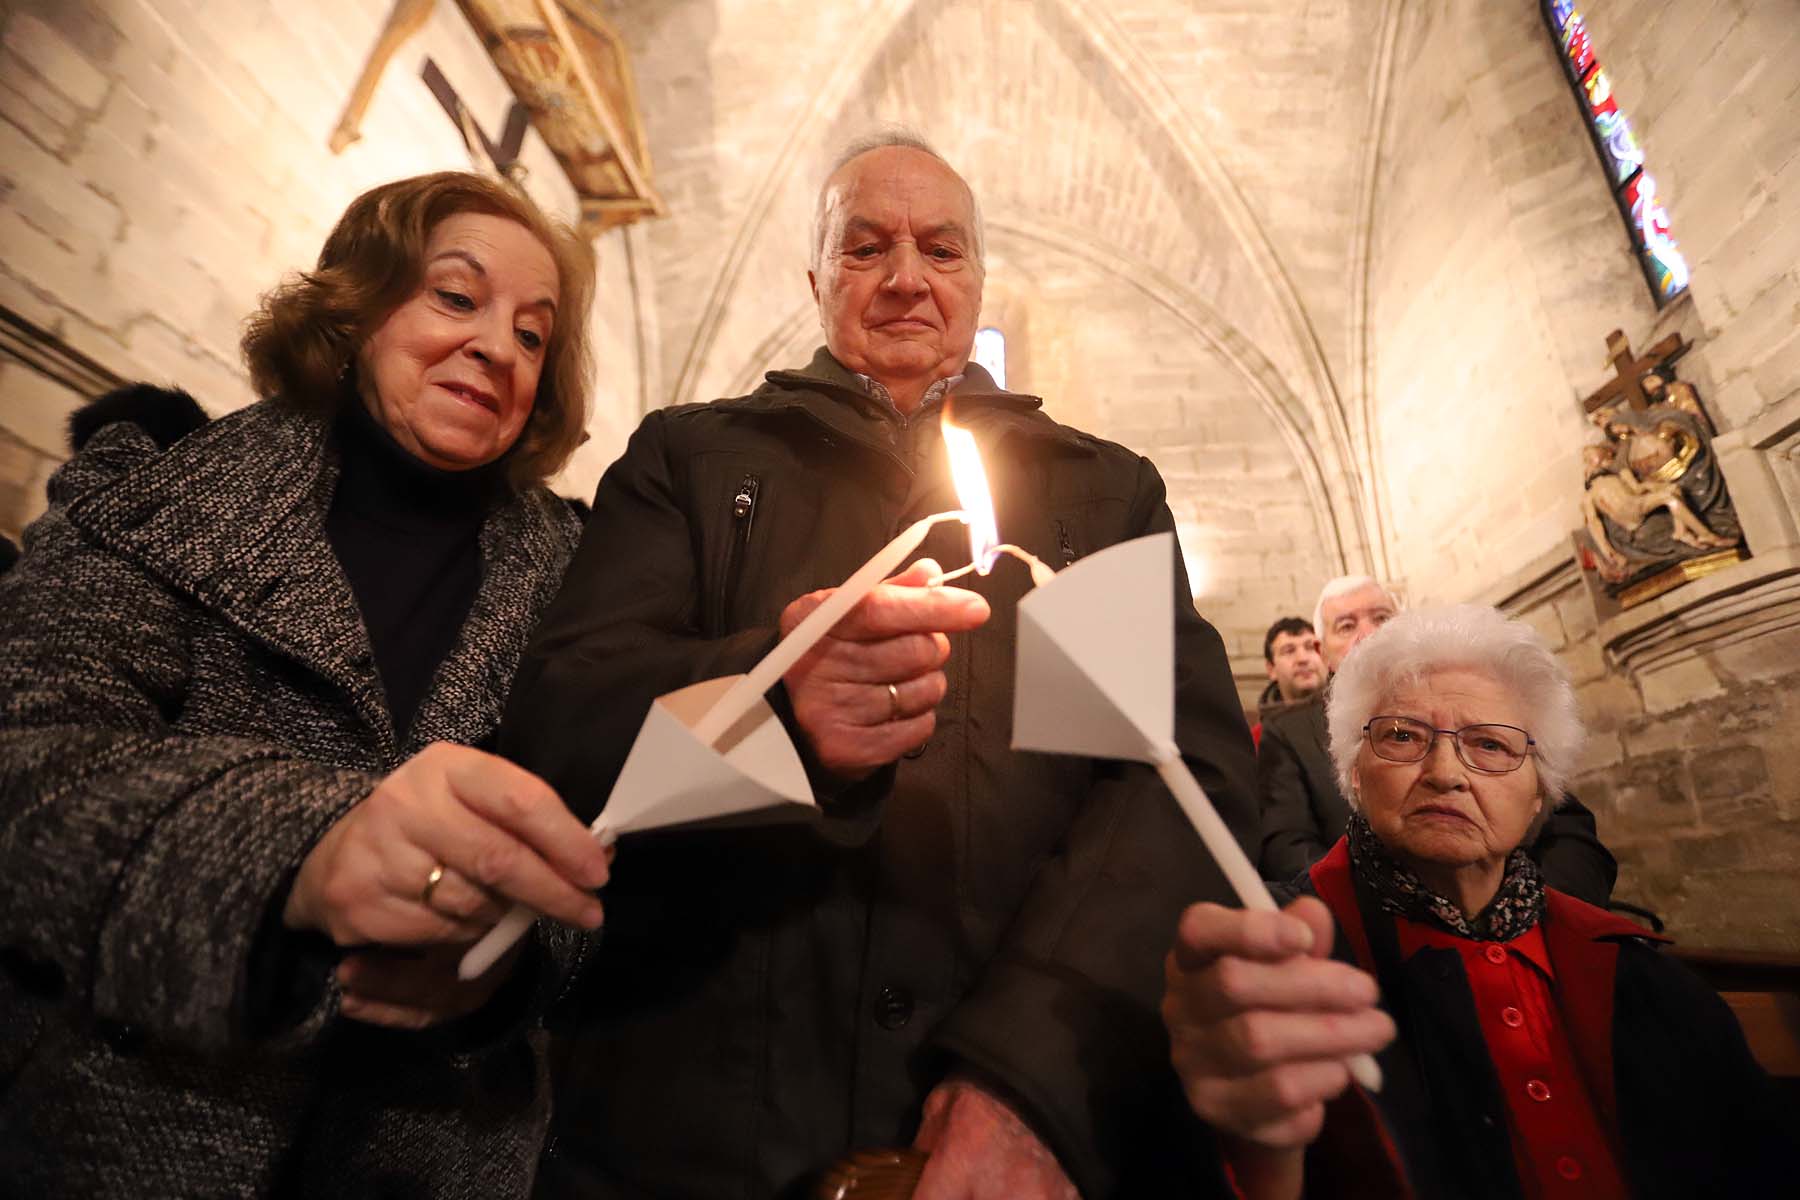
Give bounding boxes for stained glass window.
[1544,1,1689,304]
[972,326,1007,389]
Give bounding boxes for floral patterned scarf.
[1345,811,1545,942]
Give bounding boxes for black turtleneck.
[325,403,502,740]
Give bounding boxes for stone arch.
[677,0,1376,576]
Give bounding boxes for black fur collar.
[67,383,210,452]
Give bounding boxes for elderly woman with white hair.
[1163,605,1795,1199]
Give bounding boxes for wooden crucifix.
[421,58,529,180]
[1582,328,1690,415]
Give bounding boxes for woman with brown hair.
[0,172,610,1196]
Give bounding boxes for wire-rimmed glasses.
[1362,715,1535,775]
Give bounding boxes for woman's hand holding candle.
[285,743,614,1023]
[1162,896,1396,1193]
[779,558,990,778]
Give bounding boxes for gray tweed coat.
[0,396,582,1197]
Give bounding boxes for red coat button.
[1556,1155,1582,1180]
[1526,1079,1552,1102]
[1484,944,1507,965]
[1501,1006,1524,1028]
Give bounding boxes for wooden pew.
[1668,946,1800,1101]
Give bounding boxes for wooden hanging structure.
[331,0,665,237]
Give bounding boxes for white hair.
[1311,574,1399,639]
[808,127,986,273]
[1325,604,1585,806]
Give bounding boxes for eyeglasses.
[1362,715,1535,775]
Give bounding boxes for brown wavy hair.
[242,171,596,488]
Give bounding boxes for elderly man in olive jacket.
[504,132,1258,1200]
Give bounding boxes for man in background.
[1250,616,1323,748]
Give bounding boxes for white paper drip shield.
[604,675,817,835]
[1007,529,1385,1094]
[1010,531,1173,764]
[458,675,815,980]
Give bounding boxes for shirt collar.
[855,371,965,422]
[1395,916,1556,980]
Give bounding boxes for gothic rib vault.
[612,0,1404,665]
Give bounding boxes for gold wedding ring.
[887,682,902,722]
[421,863,446,908]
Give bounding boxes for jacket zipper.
[1054,518,1077,566]
[711,473,760,631]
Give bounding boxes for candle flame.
[941,403,999,573]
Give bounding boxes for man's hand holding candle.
[282,742,613,1028]
[778,558,990,778]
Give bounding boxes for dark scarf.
[1346,810,1545,942]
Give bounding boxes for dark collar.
[743,346,1101,458]
[332,399,504,529]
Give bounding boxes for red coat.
[1291,839,1796,1199]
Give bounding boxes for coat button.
[1484,944,1507,965]
[1500,1006,1524,1028]
[874,984,913,1030]
[1526,1079,1551,1102]
[1555,1155,1582,1180]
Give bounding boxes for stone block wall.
[1497,555,1800,953]
[1368,0,1660,607]
[0,0,655,539]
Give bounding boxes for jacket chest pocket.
[705,471,761,636]
[689,453,796,638]
[1038,490,1135,570]
[1049,515,1079,568]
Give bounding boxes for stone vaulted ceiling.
[598,0,1402,663]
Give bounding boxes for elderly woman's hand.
[283,742,610,1026]
[332,941,523,1029]
[779,558,990,779]
[1163,897,1394,1182]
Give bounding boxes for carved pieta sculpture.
[1574,330,1746,608]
